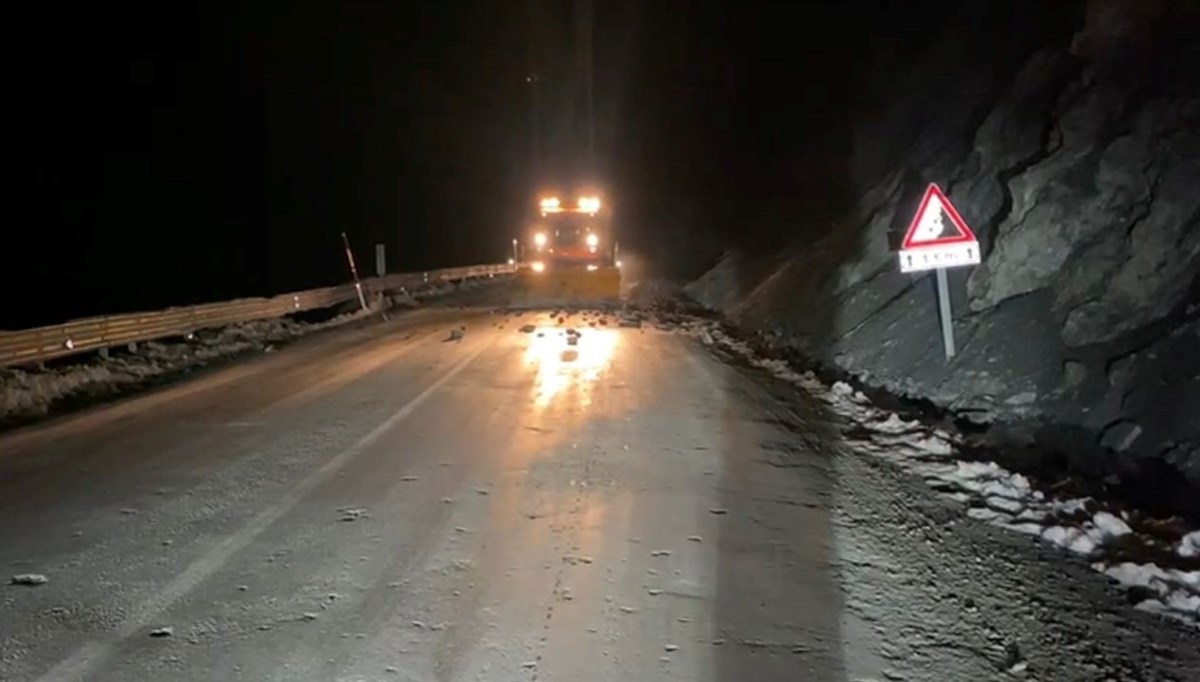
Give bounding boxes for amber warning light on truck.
[538,196,601,216]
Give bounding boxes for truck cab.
[524,195,614,272]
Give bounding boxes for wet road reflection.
[522,326,619,409]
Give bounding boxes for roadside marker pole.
[341,231,369,312]
[375,243,386,278]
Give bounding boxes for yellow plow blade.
[516,266,621,304]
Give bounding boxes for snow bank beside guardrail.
[0,279,501,429]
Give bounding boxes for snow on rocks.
[686,317,1200,626]
[1178,531,1200,559]
[1092,511,1133,540]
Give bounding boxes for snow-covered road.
[0,306,1196,681]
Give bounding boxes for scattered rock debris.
[338,507,369,522]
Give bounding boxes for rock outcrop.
[688,0,1199,515]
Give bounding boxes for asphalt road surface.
[1,305,1197,682]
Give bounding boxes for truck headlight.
[534,232,547,249]
[531,261,545,273]
[585,233,599,247]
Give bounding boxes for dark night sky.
[6,0,950,329]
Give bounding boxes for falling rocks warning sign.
[897,183,981,273]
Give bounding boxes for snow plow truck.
[516,193,621,303]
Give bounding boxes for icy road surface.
[0,308,1196,682]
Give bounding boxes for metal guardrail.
[0,263,514,368]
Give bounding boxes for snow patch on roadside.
[0,277,492,424]
[686,320,1200,627]
[1179,531,1200,559]
[0,310,366,423]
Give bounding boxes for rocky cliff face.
[688,0,1199,516]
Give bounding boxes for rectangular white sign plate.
[898,242,980,273]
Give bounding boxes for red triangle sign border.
[901,183,978,249]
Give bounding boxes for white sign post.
[897,183,981,361]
